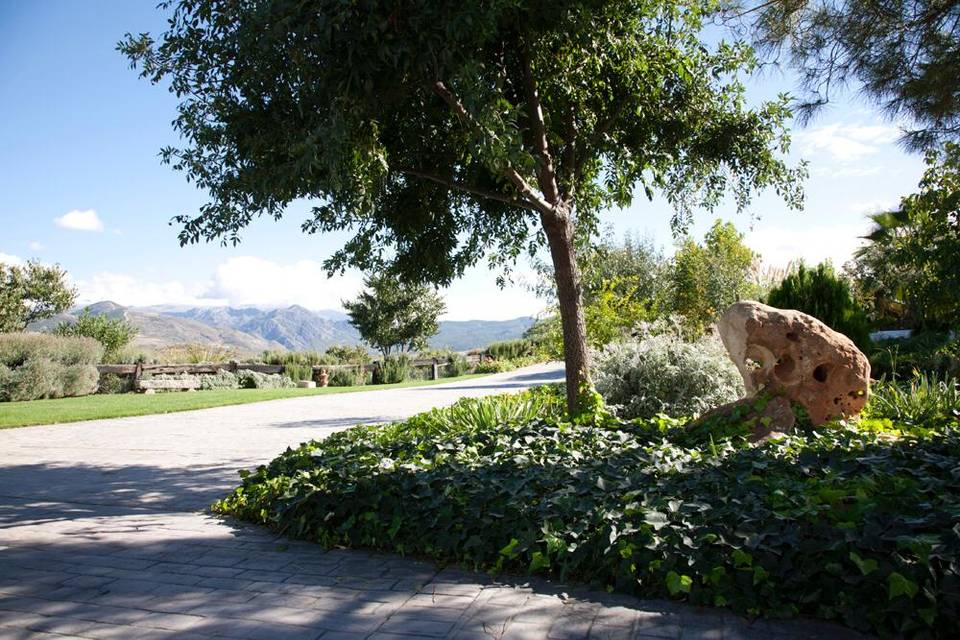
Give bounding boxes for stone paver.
[0,364,867,639]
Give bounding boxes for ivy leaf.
[499,538,521,560]
[530,551,550,572]
[732,549,753,567]
[643,511,669,530]
[849,551,878,576]
[666,571,693,595]
[887,572,919,600]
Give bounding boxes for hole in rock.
[785,332,799,341]
[774,354,796,381]
[813,364,830,383]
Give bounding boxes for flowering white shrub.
[592,322,744,419]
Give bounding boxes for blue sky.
[0,1,927,320]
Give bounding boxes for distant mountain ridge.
[39,302,535,354]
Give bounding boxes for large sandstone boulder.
[718,301,870,426]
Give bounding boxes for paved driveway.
[0,364,863,639]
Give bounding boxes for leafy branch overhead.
[120,0,805,412]
[120,0,804,281]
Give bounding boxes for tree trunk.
[540,210,591,415]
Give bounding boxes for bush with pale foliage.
[0,332,102,402]
[592,321,743,419]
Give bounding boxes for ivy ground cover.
[214,388,960,638]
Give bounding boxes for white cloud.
[54,209,104,232]
[75,257,363,311]
[0,252,24,267]
[442,268,545,321]
[204,256,364,309]
[811,165,884,178]
[745,223,871,269]
[28,241,43,251]
[75,272,217,308]
[69,256,543,320]
[795,123,900,161]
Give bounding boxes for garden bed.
[215,386,960,638]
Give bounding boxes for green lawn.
[0,374,488,429]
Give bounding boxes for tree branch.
[574,95,629,177]
[431,80,556,216]
[397,167,537,211]
[559,108,579,202]
[519,43,560,205]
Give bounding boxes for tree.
[344,274,446,357]
[54,308,139,362]
[739,0,960,149]
[0,261,76,333]
[850,142,960,329]
[530,231,667,353]
[668,220,757,332]
[767,262,872,350]
[121,0,804,412]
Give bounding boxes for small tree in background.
[668,220,757,333]
[344,274,446,357]
[767,262,872,351]
[531,232,667,355]
[0,261,76,333]
[54,308,139,362]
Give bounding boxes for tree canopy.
[850,142,960,330]
[121,0,804,411]
[344,274,446,356]
[668,219,758,332]
[767,261,872,350]
[55,307,139,362]
[0,261,76,333]
[740,0,960,149]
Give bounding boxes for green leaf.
[732,549,753,568]
[849,551,878,576]
[643,511,669,530]
[887,572,918,600]
[666,571,693,596]
[499,538,521,559]
[529,551,550,572]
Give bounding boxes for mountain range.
[33,301,535,354]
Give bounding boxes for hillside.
[30,302,285,354]
[38,303,535,353]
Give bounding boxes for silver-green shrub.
[592,322,743,419]
[328,367,363,387]
[199,370,240,390]
[0,332,103,367]
[237,369,296,389]
[0,333,102,401]
[0,358,99,401]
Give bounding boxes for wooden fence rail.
[96,354,485,389]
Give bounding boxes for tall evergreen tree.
[740,0,960,149]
